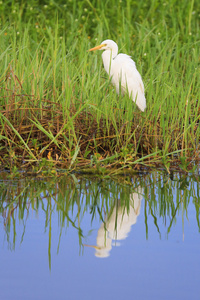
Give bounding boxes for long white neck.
[102,48,118,75]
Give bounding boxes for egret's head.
[89,39,117,52]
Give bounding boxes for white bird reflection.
[85,187,143,258]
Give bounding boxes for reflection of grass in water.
[0,173,199,259]
[0,1,199,173]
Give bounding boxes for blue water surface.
[0,173,199,300]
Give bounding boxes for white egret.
[89,39,146,112]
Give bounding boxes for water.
[0,172,199,300]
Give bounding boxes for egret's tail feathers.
[133,92,146,112]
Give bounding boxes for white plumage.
[89,39,146,112]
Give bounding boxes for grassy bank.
[0,0,199,176]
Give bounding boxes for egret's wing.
[112,54,146,111]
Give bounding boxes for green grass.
[0,0,199,175]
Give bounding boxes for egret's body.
[89,39,146,112]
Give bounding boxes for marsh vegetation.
[0,0,199,176]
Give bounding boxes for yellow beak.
[89,43,106,51]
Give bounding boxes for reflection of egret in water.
[85,187,143,258]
